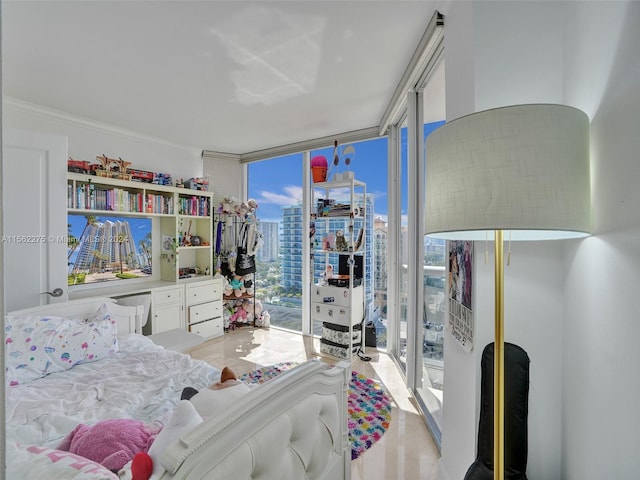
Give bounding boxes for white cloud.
[257,185,302,206]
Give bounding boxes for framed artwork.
[448,240,473,352]
[162,235,174,253]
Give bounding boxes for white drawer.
[189,300,221,324]
[312,301,363,327]
[189,318,223,339]
[186,281,219,305]
[312,285,363,308]
[209,278,223,299]
[152,286,183,306]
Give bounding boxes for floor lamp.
[424,104,591,480]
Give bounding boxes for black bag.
[235,223,257,276]
[235,246,256,275]
[365,321,377,347]
[220,257,234,278]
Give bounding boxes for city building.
[257,221,279,263]
[73,220,140,273]
[280,194,374,312]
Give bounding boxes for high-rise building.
[280,194,375,312]
[280,205,304,291]
[373,217,388,317]
[257,221,279,263]
[73,219,140,272]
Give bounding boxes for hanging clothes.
[235,221,256,276]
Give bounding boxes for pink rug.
[239,362,392,460]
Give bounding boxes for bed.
[5,297,352,480]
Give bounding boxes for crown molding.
[2,96,201,155]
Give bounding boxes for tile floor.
[188,326,440,480]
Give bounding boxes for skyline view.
[247,122,444,224]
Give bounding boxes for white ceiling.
[2,1,441,155]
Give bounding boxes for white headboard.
[6,297,144,336]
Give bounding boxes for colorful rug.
[239,362,392,460]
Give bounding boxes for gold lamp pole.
[494,229,505,480]
[424,104,591,480]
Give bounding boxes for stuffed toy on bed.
[57,418,161,473]
[181,366,251,419]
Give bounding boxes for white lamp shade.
[425,104,591,240]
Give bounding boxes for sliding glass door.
[395,121,409,371]
[413,60,446,443]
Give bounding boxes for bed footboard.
[159,360,351,480]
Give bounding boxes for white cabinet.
[186,278,224,339]
[151,285,184,334]
[311,285,364,327]
[311,178,367,361]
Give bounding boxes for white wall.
[202,154,243,201]
[439,1,640,479]
[3,99,203,179]
[562,2,640,478]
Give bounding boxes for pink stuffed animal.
[57,418,161,472]
[229,300,255,326]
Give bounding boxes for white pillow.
[6,442,118,479]
[5,310,118,386]
[91,301,131,337]
[148,400,203,480]
[189,382,251,419]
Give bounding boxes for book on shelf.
[69,184,175,214]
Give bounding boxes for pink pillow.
[58,419,161,472]
[7,442,118,479]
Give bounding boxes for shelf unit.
[213,211,258,329]
[67,172,214,284]
[311,177,366,361]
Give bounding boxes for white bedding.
[6,298,351,480]
[6,334,219,449]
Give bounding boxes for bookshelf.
[67,172,214,283]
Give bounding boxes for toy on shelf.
[94,155,132,181]
[311,155,328,183]
[184,177,209,191]
[129,168,155,183]
[326,140,356,181]
[153,172,172,186]
[69,155,178,187]
[67,158,100,175]
[229,275,246,298]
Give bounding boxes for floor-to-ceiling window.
[245,10,445,448]
[384,13,445,446]
[310,139,388,346]
[247,138,388,339]
[414,58,446,442]
[396,121,409,370]
[247,153,304,332]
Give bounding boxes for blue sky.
[247,136,389,223]
[247,122,444,224]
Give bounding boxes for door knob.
[41,288,64,297]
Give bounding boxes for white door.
[2,129,68,311]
